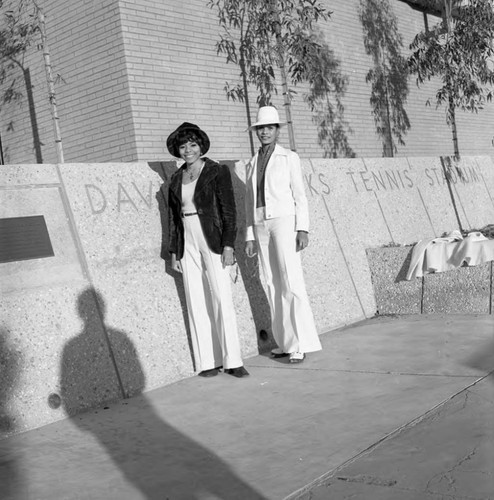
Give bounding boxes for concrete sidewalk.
[1,314,493,500]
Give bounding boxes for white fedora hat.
[247,106,285,131]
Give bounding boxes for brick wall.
[0,0,54,165]
[0,0,493,164]
[46,0,137,162]
[117,0,260,163]
[0,0,137,164]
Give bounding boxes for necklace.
[185,161,203,181]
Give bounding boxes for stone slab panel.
[58,163,203,391]
[59,163,261,394]
[423,263,491,314]
[361,157,436,244]
[475,155,494,199]
[445,156,494,230]
[366,246,422,315]
[301,159,371,327]
[0,285,122,437]
[0,186,85,293]
[308,158,391,319]
[0,164,59,186]
[406,157,462,237]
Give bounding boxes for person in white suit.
[244,106,322,363]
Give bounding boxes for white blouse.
[181,177,198,213]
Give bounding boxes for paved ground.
[1,314,493,500]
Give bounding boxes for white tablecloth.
[406,231,494,280]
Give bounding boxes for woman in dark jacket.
[166,122,248,378]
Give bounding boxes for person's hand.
[171,253,182,273]
[245,240,257,258]
[222,246,235,267]
[296,231,309,252]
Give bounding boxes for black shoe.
[270,348,289,358]
[198,367,221,377]
[225,366,250,378]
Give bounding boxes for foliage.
[408,0,494,155]
[0,0,64,163]
[0,3,39,106]
[208,0,331,105]
[359,0,410,157]
[303,30,354,158]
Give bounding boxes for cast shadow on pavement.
[0,327,24,499]
[225,159,273,352]
[462,333,494,378]
[60,286,266,499]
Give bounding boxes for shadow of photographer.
[0,327,24,499]
[59,286,265,499]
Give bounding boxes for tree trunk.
[278,56,296,152]
[443,0,459,158]
[240,49,255,156]
[37,6,64,163]
[270,0,296,151]
[449,97,460,158]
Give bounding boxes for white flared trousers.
[180,215,243,372]
[254,210,322,354]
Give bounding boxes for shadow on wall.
[440,156,465,234]
[0,327,24,498]
[395,246,414,283]
[60,287,143,416]
[60,287,266,499]
[224,160,273,352]
[303,30,355,159]
[359,0,410,157]
[3,65,43,164]
[149,160,196,370]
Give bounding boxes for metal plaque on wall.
[0,215,54,264]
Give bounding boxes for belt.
[181,212,198,218]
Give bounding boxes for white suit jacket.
[245,144,309,241]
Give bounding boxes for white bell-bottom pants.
[254,209,322,354]
[180,215,243,372]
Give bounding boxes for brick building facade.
[0,0,493,164]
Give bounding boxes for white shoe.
[289,352,305,363]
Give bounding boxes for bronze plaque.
[0,215,54,263]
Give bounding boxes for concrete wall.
[367,246,494,315]
[1,155,494,437]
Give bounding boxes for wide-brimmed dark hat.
[166,122,210,157]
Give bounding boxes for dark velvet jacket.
[167,158,237,260]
